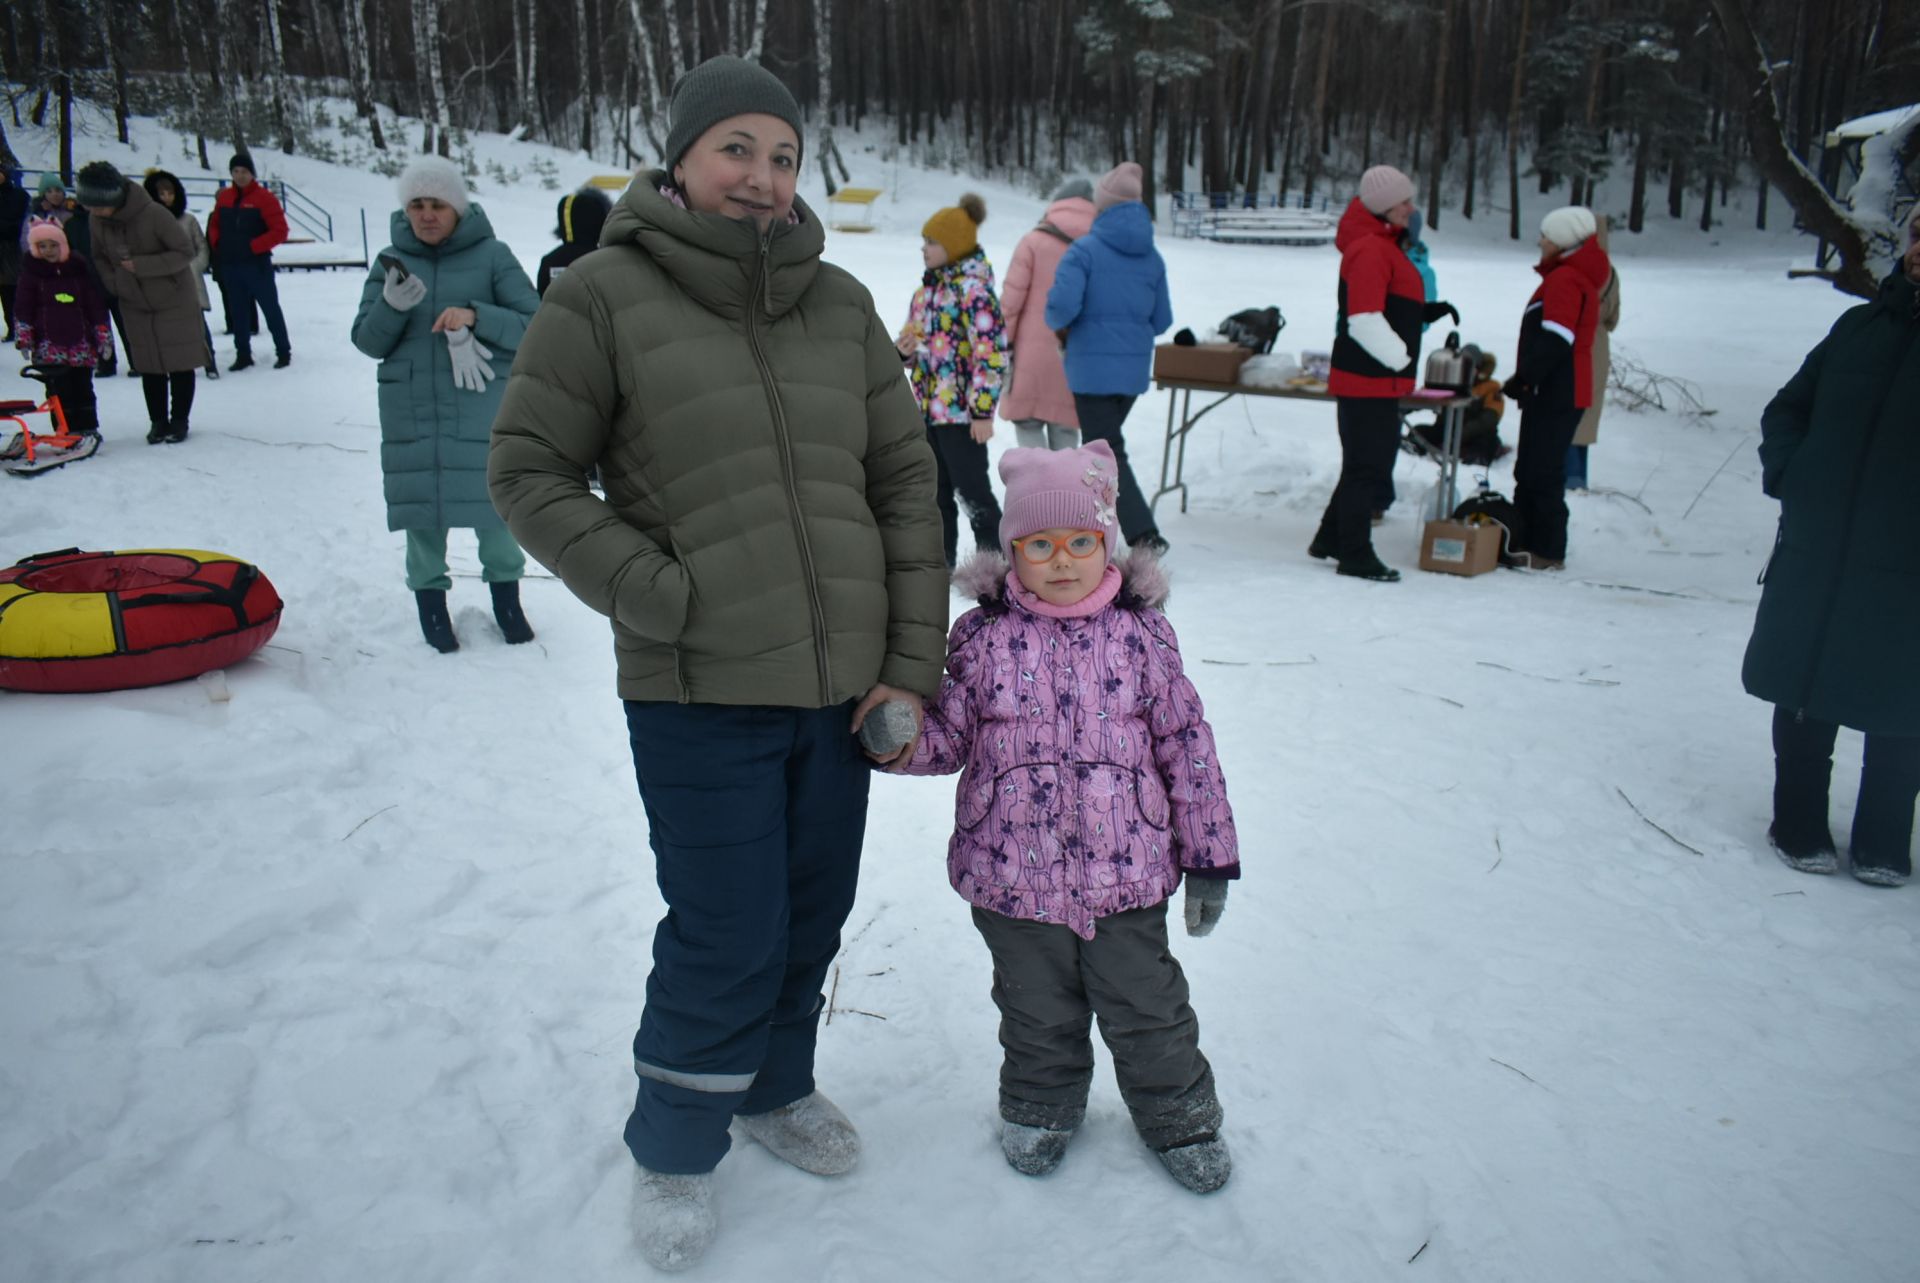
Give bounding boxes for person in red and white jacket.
[206,152,293,371]
[1310,165,1459,582]
[1501,206,1611,569]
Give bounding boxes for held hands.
[382,265,427,311]
[1182,877,1228,937]
[1424,300,1461,326]
[444,325,496,394]
[970,418,994,444]
[851,684,925,767]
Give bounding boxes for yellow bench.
[828,187,883,232]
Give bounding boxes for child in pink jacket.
[998,177,1095,449]
[898,440,1241,1194]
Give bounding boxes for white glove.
[382,266,427,311]
[445,325,495,394]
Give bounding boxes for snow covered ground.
[4,110,1916,1282]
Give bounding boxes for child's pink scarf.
[1006,562,1123,619]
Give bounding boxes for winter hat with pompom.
[923,192,987,261]
[1094,162,1144,212]
[74,161,127,210]
[35,172,66,198]
[396,155,471,216]
[1540,205,1598,250]
[1359,165,1416,215]
[25,218,69,262]
[998,439,1122,562]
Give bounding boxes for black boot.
[415,589,459,653]
[229,352,254,372]
[272,351,292,369]
[163,418,189,444]
[490,580,535,644]
[1336,556,1401,582]
[146,421,168,445]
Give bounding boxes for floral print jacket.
[901,250,1008,425]
[902,552,1241,939]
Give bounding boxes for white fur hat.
[1541,205,1597,250]
[396,155,470,216]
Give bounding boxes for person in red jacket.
[206,152,292,370]
[1500,206,1611,570]
[1309,166,1458,582]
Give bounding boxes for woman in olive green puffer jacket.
[487,56,944,1269]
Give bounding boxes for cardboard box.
[1153,342,1251,385]
[1419,519,1501,577]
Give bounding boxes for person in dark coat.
[1741,206,1920,889]
[13,219,113,437]
[1500,206,1611,570]
[0,167,29,340]
[536,186,612,296]
[207,152,292,370]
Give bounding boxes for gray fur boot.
[632,1167,715,1272]
[1001,1121,1076,1176]
[735,1091,860,1176]
[1156,1133,1232,1194]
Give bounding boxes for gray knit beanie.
[74,160,128,209]
[1049,176,1094,203]
[664,55,805,173]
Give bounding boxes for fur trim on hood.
[952,549,1170,610]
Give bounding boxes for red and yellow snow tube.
[0,548,283,693]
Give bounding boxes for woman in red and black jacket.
[1501,206,1611,569]
[1310,166,1458,582]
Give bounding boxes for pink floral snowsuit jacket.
[902,554,1241,939]
[903,250,1009,425]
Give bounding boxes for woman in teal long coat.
[351,156,541,652]
[1742,207,1920,888]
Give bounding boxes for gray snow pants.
[971,902,1221,1150]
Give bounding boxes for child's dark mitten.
[857,699,919,758]
[1183,878,1229,937]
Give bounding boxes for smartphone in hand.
[377,252,410,279]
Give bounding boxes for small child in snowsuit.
[14,218,112,437]
[897,440,1242,1193]
[897,192,1008,567]
[1464,350,1511,464]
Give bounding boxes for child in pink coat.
[898,439,1241,1193]
[998,178,1095,449]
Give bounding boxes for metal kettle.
[1423,330,1478,393]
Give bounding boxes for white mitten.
[445,325,495,393]
[382,266,427,311]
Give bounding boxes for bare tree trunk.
[97,0,130,143]
[813,0,843,194]
[575,0,594,152]
[1629,127,1650,232]
[662,0,689,83]
[627,0,669,160]
[422,0,452,156]
[265,0,296,154]
[745,0,769,61]
[1463,0,1490,218]
[1505,0,1532,240]
[511,0,527,119]
[1424,0,1456,227]
[1242,0,1283,193]
[342,0,386,148]
[1303,4,1336,205]
[1708,0,1876,296]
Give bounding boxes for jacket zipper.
[744,232,834,704]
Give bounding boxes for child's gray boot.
[1001,1120,1077,1176]
[632,1166,715,1272]
[1155,1133,1232,1194]
[735,1090,860,1176]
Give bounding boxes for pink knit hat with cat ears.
[998,439,1121,561]
[25,217,69,262]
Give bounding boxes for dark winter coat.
[1741,269,1920,736]
[1514,238,1612,412]
[351,203,539,532]
[208,181,289,263]
[1329,197,1425,399]
[13,252,112,367]
[488,172,948,707]
[1044,202,1173,397]
[88,181,211,374]
[0,177,28,286]
[536,188,612,296]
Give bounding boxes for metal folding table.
[1151,379,1474,523]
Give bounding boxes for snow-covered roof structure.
[1825,104,1920,146]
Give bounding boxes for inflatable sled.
[0,548,283,693]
